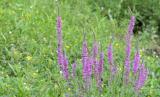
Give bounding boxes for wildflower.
[57,16,62,39]
[82,40,93,90]
[115,43,119,48]
[68,88,71,91]
[133,50,140,75]
[102,84,104,88]
[82,37,92,89]
[108,43,113,66]
[82,40,89,81]
[124,16,135,84]
[97,52,104,89]
[88,57,93,78]
[60,71,63,74]
[56,16,63,69]
[124,34,131,84]
[140,49,143,57]
[33,72,37,77]
[98,52,104,74]
[54,84,58,89]
[135,63,148,92]
[72,61,77,78]
[62,54,69,80]
[26,56,32,61]
[85,57,93,89]
[128,16,135,35]
[58,48,63,69]
[92,41,99,75]
[65,45,70,49]
[108,42,117,74]
[92,40,100,87]
[92,41,99,59]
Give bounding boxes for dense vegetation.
[0,0,159,97]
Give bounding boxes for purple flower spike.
[124,16,136,84]
[57,16,62,39]
[92,41,99,75]
[88,57,93,77]
[63,54,69,80]
[98,52,104,75]
[58,48,63,70]
[135,64,148,92]
[97,52,104,89]
[107,43,113,67]
[128,16,135,35]
[72,61,77,78]
[93,41,99,59]
[57,16,63,69]
[124,34,131,84]
[82,40,89,81]
[107,43,117,76]
[86,57,93,89]
[82,38,93,89]
[133,51,140,75]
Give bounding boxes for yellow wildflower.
[115,43,119,48]
[102,84,104,88]
[33,72,37,77]
[65,45,70,49]
[26,56,32,61]
[119,67,122,71]
[68,88,71,91]
[140,49,143,57]
[54,84,58,89]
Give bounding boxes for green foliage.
[0,0,159,97]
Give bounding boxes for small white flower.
[101,7,104,10]
[9,31,12,34]
[60,71,63,74]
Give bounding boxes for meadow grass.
[0,0,159,97]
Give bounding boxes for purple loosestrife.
[57,16,63,69]
[92,41,99,74]
[72,61,77,78]
[98,52,104,75]
[82,40,89,81]
[135,64,148,92]
[107,43,114,74]
[86,57,93,88]
[58,49,63,70]
[124,34,131,83]
[107,43,113,65]
[133,50,140,75]
[107,43,117,85]
[93,41,99,60]
[128,16,136,35]
[97,52,104,89]
[88,57,93,78]
[92,41,99,86]
[124,16,135,84]
[62,54,69,80]
[82,39,92,89]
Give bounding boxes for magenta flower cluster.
[56,16,69,80]
[124,16,135,84]
[57,16,63,67]
[133,50,140,75]
[56,16,148,93]
[107,43,117,76]
[82,40,91,88]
